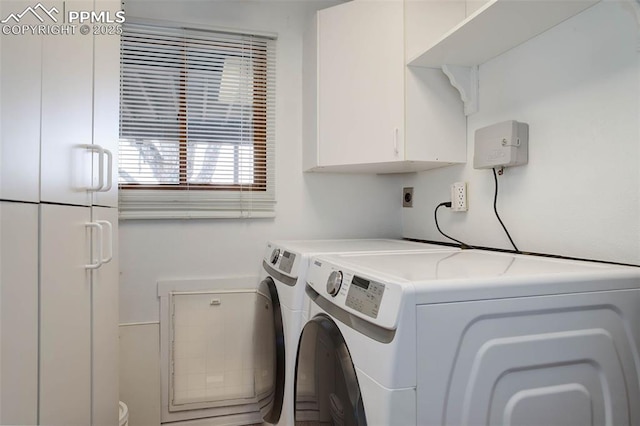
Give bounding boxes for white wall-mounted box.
[474,120,528,169]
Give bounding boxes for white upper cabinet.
[0,1,42,203]
[305,1,405,169]
[40,0,118,207]
[40,0,95,206]
[303,0,466,174]
[1,0,118,206]
[92,0,120,208]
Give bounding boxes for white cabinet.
[304,1,405,169]
[0,0,120,423]
[91,206,119,426]
[40,1,95,206]
[37,0,120,419]
[0,1,42,203]
[41,0,118,207]
[1,203,118,426]
[39,204,93,426]
[303,0,466,174]
[39,204,119,426]
[88,4,120,420]
[92,0,120,208]
[1,0,118,206]
[0,202,39,425]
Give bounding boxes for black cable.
[434,202,471,248]
[492,168,519,252]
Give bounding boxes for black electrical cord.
[434,202,471,248]
[492,168,520,252]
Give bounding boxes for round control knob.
[326,271,343,297]
[270,249,280,265]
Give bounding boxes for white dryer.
[256,239,459,425]
[296,250,640,425]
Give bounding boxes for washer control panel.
[345,275,384,319]
[279,251,296,274]
[264,243,299,278]
[306,255,404,330]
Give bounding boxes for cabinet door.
[0,202,38,424]
[317,1,405,166]
[40,0,94,206]
[91,206,119,426]
[40,203,92,426]
[92,0,120,208]
[0,1,42,202]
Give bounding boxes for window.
[119,22,276,219]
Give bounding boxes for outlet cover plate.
[451,182,468,212]
[403,187,413,208]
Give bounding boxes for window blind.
[119,22,276,219]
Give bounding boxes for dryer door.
[256,277,285,424]
[294,314,367,426]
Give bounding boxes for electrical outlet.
[451,182,468,212]
[403,187,413,207]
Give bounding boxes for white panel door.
[92,0,120,208]
[40,203,92,426]
[40,0,95,206]
[91,206,119,426]
[0,1,42,202]
[0,201,38,424]
[316,0,405,166]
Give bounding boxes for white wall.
[119,0,404,324]
[403,0,640,265]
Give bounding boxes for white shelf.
[408,0,600,68]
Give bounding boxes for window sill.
[118,210,276,220]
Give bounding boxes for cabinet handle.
[393,128,399,156]
[96,220,113,264]
[101,148,113,193]
[81,144,104,192]
[85,222,104,269]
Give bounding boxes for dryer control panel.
[307,256,406,330]
[346,276,384,318]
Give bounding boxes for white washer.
[297,250,640,425]
[255,239,459,425]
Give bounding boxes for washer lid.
[317,250,640,304]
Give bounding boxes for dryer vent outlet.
[451,182,468,212]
